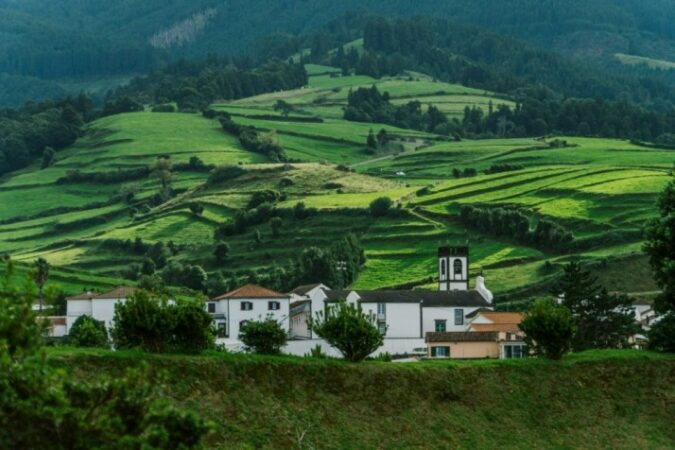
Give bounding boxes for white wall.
[423,306,481,333]
[362,302,421,338]
[91,298,124,331]
[227,298,290,338]
[66,299,92,332]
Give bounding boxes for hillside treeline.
[459,205,574,252]
[109,58,308,111]
[0,94,92,176]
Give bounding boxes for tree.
[152,156,173,202]
[519,299,574,360]
[552,262,635,350]
[112,291,214,354]
[269,216,282,237]
[41,146,55,169]
[273,100,294,117]
[214,242,230,264]
[0,262,209,448]
[239,319,288,354]
[69,315,109,348]
[644,175,675,351]
[311,301,385,362]
[366,129,378,149]
[189,203,204,216]
[32,257,49,312]
[369,196,393,218]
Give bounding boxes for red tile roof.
[213,284,288,300]
[66,291,98,301]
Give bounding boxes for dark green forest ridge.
[3,0,675,105]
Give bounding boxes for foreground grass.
[47,347,675,449]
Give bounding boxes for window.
[241,301,253,311]
[453,259,463,276]
[207,302,216,313]
[268,301,280,311]
[377,303,386,316]
[378,322,387,335]
[504,344,527,359]
[435,320,447,332]
[217,322,227,338]
[454,308,464,326]
[441,259,446,277]
[431,346,450,357]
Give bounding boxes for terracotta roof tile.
[470,323,522,333]
[426,331,499,343]
[213,284,288,300]
[66,291,98,301]
[474,312,524,324]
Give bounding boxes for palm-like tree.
[33,258,50,312]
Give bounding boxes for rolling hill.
[1,65,671,303]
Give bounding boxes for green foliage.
[160,261,207,292]
[644,176,675,316]
[0,263,209,449]
[369,196,393,217]
[112,290,215,354]
[239,319,288,355]
[553,262,637,351]
[647,313,675,353]
[41,146,55,169]
[207,164,247,185]
[312,301,385,362]
[519,299,574,360]
[69,315,109,348]
[214,242,230,264]
[189,203,204,215]
[269,216,282,237]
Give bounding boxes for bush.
[369,196,393,218]
[648,312,675,353]
[214,242,230,264]
[239,319,288,354]
[0,263,209,448]
[311,301,385,362]
[189,203,204,216]
[269,216,282,237]
[519,299,574,360]
[69,315,109,348]
[207,165,247,185]
[112,291,214,354]
[151,103,176,113]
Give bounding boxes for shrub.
[0,263,209,448]
[269,216,282,237]
[69,315,109,348]
[112,291,214,354]
[647,312,675,353]
[151,103,176,113]
[207,165,247,185]
[214,242,230,264]
[189,203,204,216]
[369,196,393,218]
[311,301,385,362]
[279,176,294,187]
[519,299,574,360]
[239,319,288,354]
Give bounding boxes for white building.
[284,245,495,357]
[66,286,136,333]
[208,284,291,345]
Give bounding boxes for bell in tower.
[438,245,469,291]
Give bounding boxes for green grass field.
[615,52,675,70]
[48,347,675,449]
[0,64,672,300]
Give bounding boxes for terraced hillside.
[0,65,672,302]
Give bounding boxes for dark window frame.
[454,308,464,326]
[268,301,281,311]
[207,302,216,313]
[435,319,447,332]
[241,301,253,311]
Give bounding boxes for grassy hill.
[1,65,672,301]
[48,347,675,449]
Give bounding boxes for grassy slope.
[1,65,673,298]
[48,348,675,450]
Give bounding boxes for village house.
[425,311,526,359]
[66,286,136,333]
[207,284,291,344]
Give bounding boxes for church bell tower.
[438,245,469,291]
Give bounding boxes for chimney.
[475,275,493,304]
